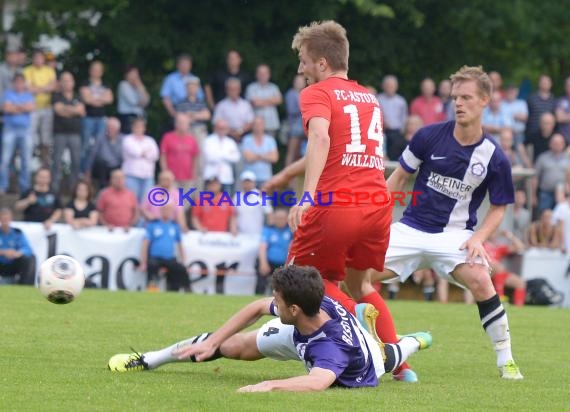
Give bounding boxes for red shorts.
[287,204,391,282]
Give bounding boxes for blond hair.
[449,65,492,97]
[291,21,349,71]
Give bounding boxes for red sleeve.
[300,86,332,132]
[192,204,203,220]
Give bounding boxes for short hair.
[225,77,241,88]
[291,20,349,72]
[177,53,192,63]
[449,65,492,98]
[271,265,324,317]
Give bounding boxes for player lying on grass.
[108,265,432,392]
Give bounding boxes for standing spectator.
[255,208,292,295]
[80,60,114,172]
[160,113,200,194]
[555,76,570,144]
[205,50,252,110]
[512,189,531,244]
[240,117,278,188]
[245,64,282,137]
[531,112,557,162]
[526,74,556,150]
[117,65,150,134]
[175,77,211,146]
[122,117,159,204]
[212,78,254,142]
[140,170,188,232]
[533,134,570,213]
[202,119,241,193]
[438,79,455,120]
[0,73,35,194]
[403,114,424,144]
[553,176,570,252]
[377,75,408,160]
[502,84,531,167]
[0,47,23,105]
[138,203,190,292]
[51,71,85,194]
[63,180,98,230]
[96,169,138,231]
[529,209,563,250]
[233,171,272,235]
[284,74,306,167]
[23,50,56,168]
[499,129,525,170]
[0,207,35,285]
[489,71,505,97]
[160,53,203,118]
[482,91,512,141]
[410,78,446,125]
[85,117,123,189]
[14,168,61,229]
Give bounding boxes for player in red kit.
[286,21,417,381]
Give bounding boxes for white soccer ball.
[38,255,85,304]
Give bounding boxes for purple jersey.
[292,297,378,388]
[399,121,514,233]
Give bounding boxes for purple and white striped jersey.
[399,121,514,233]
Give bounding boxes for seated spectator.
[241,117,278,188]
[377,75,408,160]
[14,168,61,229]
[409,78,445,125]
[512,189,531,244]
[138,203,190,292]
[233,171,272,235]
[212,77,254,142]
[533,133,570,213]
[175,77,211,143]
[159,113,200,194]
[140,170,188,232]
[0,207,35,285]
[122,117,159,203]
[96,169,138,232]
[85,117,123,190]
[482,91,512,141]
[245,64,282,137]
[160,53,203,119]
[203,119,241,193]
[0,73,35,195]
[255,208,292,295]
[117,65,150,134]
[284,74,307,167]
[529,209,563,250]
[63,180,98,230]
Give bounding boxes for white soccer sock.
[143,333,210,369]
[397,336,420,362]
[478,295,513,367]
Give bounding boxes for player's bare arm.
[387,165,413,194]
[262,156,307,191]
[237,367,337,393]
[460,204,506,265]
[174,297,274,361]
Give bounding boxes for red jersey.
[300,77,387,205]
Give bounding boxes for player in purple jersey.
[108,265,431,392]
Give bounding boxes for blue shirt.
[241,134,277,182]
[261,225,292,265]
[399,121,514,233]
[160,71,204,106]
[2,89,34,128]
[144,220,182,260]
[0,227,33,264]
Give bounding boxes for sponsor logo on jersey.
[340,153,385,171]
[426,171,473,201]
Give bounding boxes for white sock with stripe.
[477,295,513,367]
[143,332,211,369]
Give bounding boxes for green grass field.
[1,286,569,412]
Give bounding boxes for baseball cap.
[240,171,257,182]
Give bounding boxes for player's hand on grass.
[460,236,490,267]
[288,204,311,232]
[237,381,274,393]
[173,339,218,362]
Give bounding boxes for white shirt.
[232,188,273,235]
[202,134,241,184]
[121,134,159,179]
[552,201,570,252]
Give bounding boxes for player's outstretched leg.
[383,332,432,374]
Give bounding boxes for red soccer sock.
[492,272,509,297]
[323,279,356,314]
[513,288,526,306]
[359,291,410,373]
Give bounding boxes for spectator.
[255,208,292,295]
[138,203,190,292]
[96,169,138,231]
[202,119,241,193]
[205,49,252,110]
[489,71,505,98]
[191,176,237,294]
[438,79,455,120]
[482,90,512,141]
[14,168,61,229]
[233,170,272,235]
[555,76,570,144]
[555,167,570,204]
[553,176,570,253]
[403,114,424,144]
[79,60,114,173]
[122,117,159,203]
[532,112,556,161]
[0,47,23,103]
[526,74,556,151]
[212,77,254,142]
[529,208,563,250]
[51,71,85,194]
[409,77,446,125]
[140,170,188,232]
[284,74,306,167]
[0,73,35,195]
[533,133,570,213]
[377,75,408,160]
[63,180,98,230]
[241,117,278,188]
[0,207,35,285]
[499,128,525,169]
[502,84,531,167]
[245,64,282,137]
[175,77,211,144]
[23,50,56,168]
[85,117,123,189]
[160,53,203,118]
[512,189,531,244]
[159,113,200,194]
[117,65,150,134]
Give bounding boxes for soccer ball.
[38,255,85,304]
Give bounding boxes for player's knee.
[464,269,495,298]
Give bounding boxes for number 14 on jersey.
[343,104,384,157]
